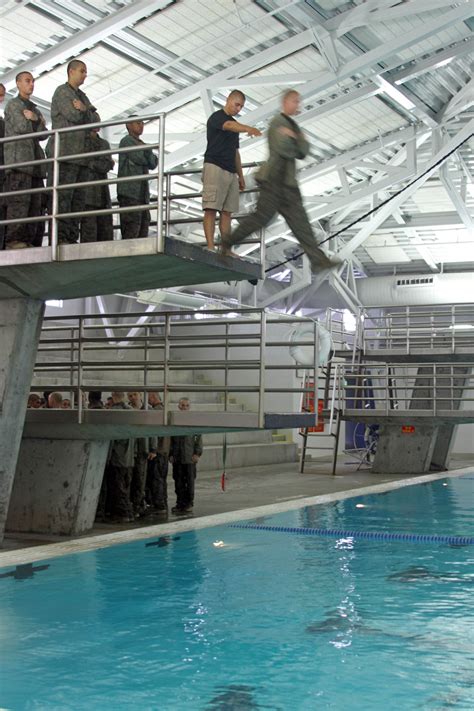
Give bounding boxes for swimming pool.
[1,473,473,710]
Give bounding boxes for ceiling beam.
[162,4,471,169]
[337,119,474,261]
[1,0,173,88]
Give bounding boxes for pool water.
[1,475,473,710]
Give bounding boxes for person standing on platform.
[117,118,157,240]
[128,391,149,518]
[0,83,6,250]
[3,72,47,249]
[202,90,261,251]
[146,391,170,515]
[98,392,134,523]
[221,90,339,272]
[49,59,96,244]
[169,398,203,515]
[81,114,114,242]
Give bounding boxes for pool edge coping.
[1,467,471,567]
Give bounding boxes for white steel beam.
[392,37,474,85]
[337,119,474,261]
[1,0,173,88]
[163,5,471,169]
[325,0,470,37]
[437,77,474,122]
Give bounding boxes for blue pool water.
[1,475,473,710]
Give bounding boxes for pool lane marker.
[229,524,474,546]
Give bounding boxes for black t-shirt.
[204,109,239,174]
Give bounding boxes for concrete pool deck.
[1,455,472,566]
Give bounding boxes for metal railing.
[31,308,321,428]
[358,304,474,355]
[0,112,265,263]
[329,362,474,419]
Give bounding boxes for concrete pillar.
[372,422,438,474]
[0,298,44,544]
[430,424,456,471]
[6,439,109,536]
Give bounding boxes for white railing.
[31,308,322,428]
[330,362,474,418]
[0,113,265,263]
[358,304,474,355]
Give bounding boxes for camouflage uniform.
[81,132,114,242]
[170,434,203,511]
[3,96,47,247]
[100,401,135,520]
[146,403,171,510]
[117,133,157,240]
[226,112,333,271]
[48,82,96,244]
[130,431,149,517]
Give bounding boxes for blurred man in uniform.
[3,71,47,249]
[117,118,157,240]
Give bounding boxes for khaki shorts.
[202,162,239,213]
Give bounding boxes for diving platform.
[22,408,315,440]
[0,236,261,300]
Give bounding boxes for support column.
[372,422,439,474]
[6,438,109,536]
[0,298,44,544]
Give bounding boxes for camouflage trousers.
[146,454,169,509]
[172,462,196,509]
[130,456,148,514]
[56,163,88,244]
[81,211,114,242]
[118,196,150,240]
[100,463,133,520]
[228,183,332,271]
[4,172,45,247]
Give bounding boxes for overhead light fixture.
[376,77,416,110]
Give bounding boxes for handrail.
[357,304,474,356]
[327,361,474,418]
[30,308,320,427]
[0,111,266,263]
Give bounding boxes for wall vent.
[396,277,434,287]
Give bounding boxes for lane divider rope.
[229,523,474,546]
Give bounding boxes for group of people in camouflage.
[27,388,203,521]
[0,60,157,250]
[98,392,203,523]
[1,60,339,269]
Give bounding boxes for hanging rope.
[264,130,474,275]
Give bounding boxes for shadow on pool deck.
[2,455,472,553]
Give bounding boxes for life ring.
[289,323,332,366]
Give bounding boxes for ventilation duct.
[356,272,474,306]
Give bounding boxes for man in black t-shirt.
[202,90,261,250]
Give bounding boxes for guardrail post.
[163,314,170,424]
[224,322,229,412]
[313,320,320,428]
[51,131,60,261]
[77,316,84,424]
[259,228,266,278]
[156,114,166,253]
[144,324,149,408]
[258,310,266,428]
